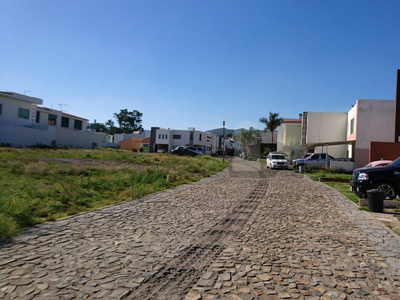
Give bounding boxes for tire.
[373,182,397,200]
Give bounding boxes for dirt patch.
[36,157,145,168]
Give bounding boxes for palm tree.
[237,127,260,152]
[259,112,284,144]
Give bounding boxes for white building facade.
[0,91,102,148]
[347,99,395,168]
[151,127,214,154]
[301,111,348,158]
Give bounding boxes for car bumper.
[350,180,370,198]
[271,165,288,169]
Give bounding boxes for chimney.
[395,69,400,142]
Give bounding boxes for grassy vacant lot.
[301,170,359,205]
[0,148,228,240]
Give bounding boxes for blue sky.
[1,0,399,131]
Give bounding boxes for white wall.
[193,131,212,148]
[155,129,170,145]
[55,127,103,148]
[0,96,37,127]
[0,126,54,146]
[277,123,301,155]
[305,112,348,158]
[0,123,103,148]
[277,127,284,152]
[306,112,348,144]
[347,103,357,137]
[170,130,191,148]
[355,99,394,149]
[261,131,277,143]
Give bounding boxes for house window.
[74,120,82,130]
[48,114,57,126]
[159,134,161,139]
[199,134,202,141]
[165,134,168,139]
[36,111,40,123]
[173,135,181,139]
[0,103,2,115]
[18,108,30,119]
[162,134,164,139]
[350,118,354,135]
[61,117,70,128]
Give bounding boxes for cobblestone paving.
[1,158,400,299]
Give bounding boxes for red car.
[364,160,393,168]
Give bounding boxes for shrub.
[0,213,19,240]
[24,162,49,176]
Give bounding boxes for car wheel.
[373,182,397,200]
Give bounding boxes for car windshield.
[272,155,285,159]
[389,157,400,168]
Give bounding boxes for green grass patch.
[301,169,358,205]
[302,169,351,182]
[0,148,228,240]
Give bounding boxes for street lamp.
[223,121,226,162]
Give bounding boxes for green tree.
[88,122,108,132]
[105,119,118,134]
[113,109,143,133]
[237,127,260,152]
[259,112,283,144]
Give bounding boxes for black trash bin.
[367,189,384,213]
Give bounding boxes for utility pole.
[394,69,400,142]
[223,121,226,163]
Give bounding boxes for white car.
[266,153,288,169]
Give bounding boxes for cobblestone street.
[1,158,400,299]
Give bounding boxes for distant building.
[276,118,302,158]
[301,111,348,158]
[113,130,150,145]
[0,91,102,148]
[120,137,151,152]
[148,127,214,154]
[347,99,395,168]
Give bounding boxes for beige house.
[276,118,302,157]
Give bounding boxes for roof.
[38,106,89,121]
[62,112,89,122]
[283,118,302,124]
[0,91,43,105]
[141,137,151,143]
[121,137,151,143]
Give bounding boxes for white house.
[347,99,395,168]
[150,127,214,154]
[0,91,102,148]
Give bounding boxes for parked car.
[171,147,201,157]
[293,153,335,169]
[266,153,288,169]
[157,149,166,153]
[350,157,400,200]
[186,146,203,155]
[364,160,392,168]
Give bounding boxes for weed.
[0,148,227,240]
